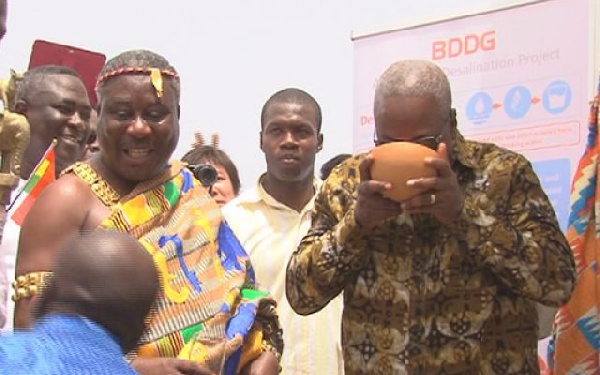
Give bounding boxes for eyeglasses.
[372,108,455,150]
[373,132,442,150]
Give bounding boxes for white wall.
[0,0,523,190]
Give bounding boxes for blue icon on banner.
[466,92,494,125]
[504,86,532,119]
[532,158,570,232]
[543,80,571,114]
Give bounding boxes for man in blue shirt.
[0,229,160,375]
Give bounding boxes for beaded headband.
[192,131,220,149]
[95,67,179,98]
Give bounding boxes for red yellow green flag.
[10,142,57,226]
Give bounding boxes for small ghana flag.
[10,140,57,226]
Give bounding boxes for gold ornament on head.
[149,68,164,98]
[95,67,179,99]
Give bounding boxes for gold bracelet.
[11,271,52,302]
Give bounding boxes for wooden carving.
[0,69,23,112]
[0,69,30,198]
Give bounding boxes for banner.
[352,0,595,232]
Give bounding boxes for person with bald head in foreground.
[0,230,160,375]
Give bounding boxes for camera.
[188,164,218,187]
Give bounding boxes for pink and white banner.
[353,0,594,234]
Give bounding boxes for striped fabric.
[547,78,600,374]
[88,161,279,374]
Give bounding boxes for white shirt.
[223,177,344,375]
[0,179,26,332]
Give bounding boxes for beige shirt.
[223,177,344,375]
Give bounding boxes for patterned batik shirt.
[286,132,576,375]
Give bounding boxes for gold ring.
[430,194,436,205]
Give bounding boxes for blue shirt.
[0,314,138,375]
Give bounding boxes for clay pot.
[370,142,437,202]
